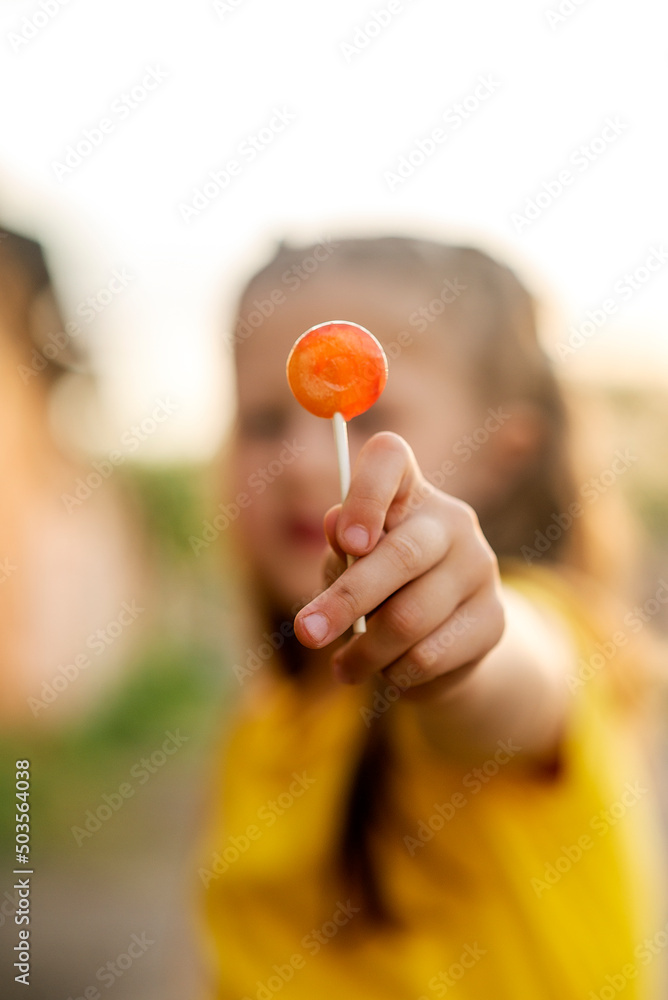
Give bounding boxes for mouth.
[283,515,327,549]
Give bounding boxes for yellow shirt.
[198,567,666,999]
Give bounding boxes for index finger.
[295,510,448,647]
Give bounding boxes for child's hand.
[294,432,505,698]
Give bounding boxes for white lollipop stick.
[332,411,366,635]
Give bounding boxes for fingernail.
[343,524,369,551]
[300,612,329,644]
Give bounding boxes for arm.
[294,432,574,767]
[410,584,573,764]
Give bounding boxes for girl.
[199,237,664,999]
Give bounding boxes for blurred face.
[232,272,496,614]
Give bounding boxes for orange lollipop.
[286,321,387,421]
[287,321,388,635]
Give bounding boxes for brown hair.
[0,224,84,382]
[234,235,583,926]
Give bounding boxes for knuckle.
[349,489,387,523]
[475,540,498,578]
[406,479,435,515]
[413,616,464,671]
[385,531,422,574]
[450,497,479,530]
[331,577,361,620]
[408,641,440,680]
[423,511,448,550]
[383,596,424,641]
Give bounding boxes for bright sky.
[1,0,666,459]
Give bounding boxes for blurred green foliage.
[0,463,236,856]
[123,464,210,559]
[604,384,668,540]
[0,640,231,856]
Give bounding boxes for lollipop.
[286,321,388,634]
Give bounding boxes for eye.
[238,406,288,440]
